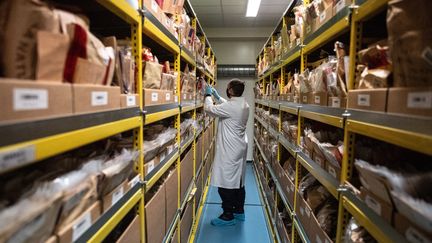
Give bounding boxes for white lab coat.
[204,96,250,189]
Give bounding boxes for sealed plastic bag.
[344,217,377,243]
[316,200,338,238]
[143,127,177,162]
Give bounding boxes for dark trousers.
[218,186,246,215]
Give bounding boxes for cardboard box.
[394,213,432,243]
[334,0,352,14]
[0,79,73,123]
[165,168,178,231]
[276,215,291,243]
[295,193,312,234]
[144,89,161,106]
[328,96,347,108]
[387,87,432,117]
[161,0,176,15]
[180,202,193,243]
[102,181,128,212]
[309,210,333,243]
[145,184,166,243]
[144,0,162,21]
[326,162,341,180]
[278,165,295,207]
[356,164,393,204]
[312,92,328,106]
[181,147,194,201]
[313,153,327,169]
[45,236,57,243]
[196,136,203,173]
[57,201,101,243]
[116,216,140,243]
[348,88,388,112]
[316,5,334,30]
[300,92,313,104]
[144,156,160,175]
[72,84,120,114]
[195,171,203,211]
[360,188,393,224]
[120,94,139,108]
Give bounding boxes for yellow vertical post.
[280,68,285,94]
[174,52,181,243]
[191,17,198,225]
[348,18,362,90]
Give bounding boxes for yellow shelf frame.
[181,50,197,67]
[146,152,180,190]
[88,191,142,243]
[346,120,432,156]
[145,108,180,125]
[353,0,389,22]
[143,18,180,54]
[0,117,141,173]
[181,105,195,114]
[96,0,140,23]
[299,110,344,128]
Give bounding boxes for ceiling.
[190,0,291,28]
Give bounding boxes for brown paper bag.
[36,31,69,82]
[72,58,106,84]
[143,61,163,89]
[161,73,176,91]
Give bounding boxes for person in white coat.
[204,79,250,226]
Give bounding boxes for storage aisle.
[194,163,272,243]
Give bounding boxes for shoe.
[211,217,236,226]
[234,213,245,221]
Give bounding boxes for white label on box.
[296,39,301,45]
[183,93,187,100]
[314,95,321,104]
[72,212,92,241]
[315,157,323,167]
[406,227,428,243]
[316,235,323,243]
[329,166,337,178]
[129,175,140,188]
[336,0,346,13]
[111,186,124,206]
[166,93,171,101]
[160,152,166,162]
[126,95,136,107]
[290,43,293,49]
[358,94,370,106]
[365,195,381,215]
[91,91,108,106]
[305,150,311,158]
[300,206,305,216]
[305,207,311,217]
[320,12,326,23]
[286,185,290,193]
[151,92,158,102]
[151,0,158,12]
[331,97,341,107]
[13,88,48,111]
[290,184,295,192]
[0,145,35,170]
[302,95,307,103]
[148,161,155,173]
[174,96,178,103]
[407,92,432,109]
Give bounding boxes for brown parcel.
[181,148,194,201]
[309,208,333,243]
[102,180,128,213]
[165,168,178,231]
[347,88,387,112]
[0,194,62,243]
[328,96,347,108]
[72,84,120,114]
[295,193,313,235]
[394,213,432,243]
[72,58,107,85]
[387,87,432,117]
[145,184,166,243]
[36,31,69,82]
[116,216,140,243]
[312,92,328,106]
[120,94,139,108]
[143,61,163,89]
[180,202,193,243]
[143,88,162,106]
[57,201,101,243]
[360,188,393,224]
[0,79,73,123]
[143,0,162,21]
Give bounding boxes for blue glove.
[212,87,221,100]
[204,84,213,96]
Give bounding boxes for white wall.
[215,78,255,161]
[210,40,265,65]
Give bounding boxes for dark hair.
[228,79,245,97]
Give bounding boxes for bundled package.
[307,185,331,213]
[282,157,296,181]
[143,61,163,89]
[316,199,338,238]
[113,42,135,94]
[356,42,392,89]
[344,217,377,243]
[143,127,177,162]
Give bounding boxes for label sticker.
[305,150,311,158]
[358,94,370,106]
[174,96,178,103]
[151,92,158,102]
[331,97,341,107]
[112,187,124,206]
[406,227,428,243]
[320,12,326,22]
[290,184,295,192]
[296,39,301,45]
[0,146,35,170]
[160,152,166,161]
[91,91,108,106]
[329,166,337,178]
[300,206,305,216]
[290,43,293,49]
[314,95,321,104]
[336,0,345,12]
[151,0,158,12]
[126,95,136,107]
[183,93,187,100]
[302,95,307,103]
[286,185,290,193]
[305,207,311,217]
[128,175,140,188]
[166,93,171,101]
[148,161,155,173]
[407,92,432,109]
[72,212,92,241]
[315,157,323,167]
[365,195,382,215]
[13,88,48,111]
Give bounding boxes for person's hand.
[212,87,221,100]
[204,84,213,96]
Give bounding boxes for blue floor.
[195,163,272,243]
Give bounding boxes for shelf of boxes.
[0,0,218,242]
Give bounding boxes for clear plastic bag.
[143,127,177,162]
[344,217,377,243]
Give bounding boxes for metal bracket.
[137,8,146,16]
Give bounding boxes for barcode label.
[358,94,370,106]
[166,93,171,101]
[314,95,321,104]
[126,95,136,106]
[13,88,48,110]
[72,212,92,241]
[0,146,35,170]
[407,92,432,109]
[331,97,341,107]
[151,92,158,102]
[111,186,124,206]
[91,91,108,106]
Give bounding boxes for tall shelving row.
[254,0,431,243]
[0,0,217,242]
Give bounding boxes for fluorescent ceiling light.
[246,0,261,17]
